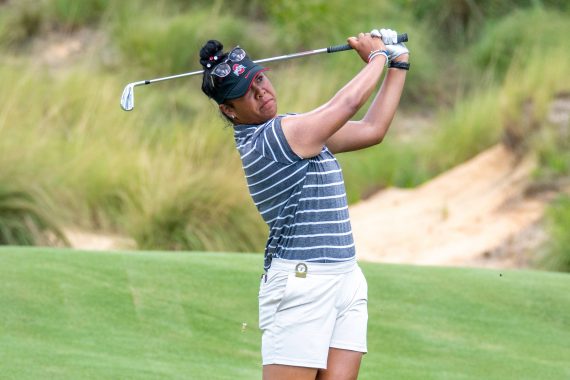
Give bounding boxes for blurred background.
[0,0,568,271]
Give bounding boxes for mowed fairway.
[1,248,569,379]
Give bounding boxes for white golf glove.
[371,28,398,45]
[385,42,409,61]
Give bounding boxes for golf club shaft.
[132,33,408,87]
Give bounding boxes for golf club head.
[120,83,135,111]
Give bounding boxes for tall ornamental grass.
[0,183,67,246]
[0,62,267,252]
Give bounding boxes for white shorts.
[258,258,368,369]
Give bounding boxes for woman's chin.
[262,101,278,118]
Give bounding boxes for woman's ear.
[219,104,236,120]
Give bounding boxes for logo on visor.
[232,63,246,76]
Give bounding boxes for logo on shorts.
[232,63,246,76]
[295,263,307,278]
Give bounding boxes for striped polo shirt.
[234,115,355,271]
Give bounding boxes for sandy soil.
[65,228,135,251]
[350,144,550,269]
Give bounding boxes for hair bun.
[199,40,225,69]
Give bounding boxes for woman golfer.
[199,29,408,380]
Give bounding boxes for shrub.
[0,0,45,45]
[46,0,110,30]
[128,176,266,252]
[114,9,277,75]
[401,0,569,45]
[541,196,570,272]
[426,87,503,173]
[0,184,67,246]
[531,115,570,182]
[498,15,570,154]
[0,0,112,46]
[469,9,570,80]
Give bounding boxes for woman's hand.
[325,29,409,154]
[371,28,409,63]
[347,32,386,63]
[386,43,409,62]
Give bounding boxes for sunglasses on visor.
[208,47,247,78]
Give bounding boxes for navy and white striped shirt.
[234,115,356,270]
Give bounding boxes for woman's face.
[220,73,277,125]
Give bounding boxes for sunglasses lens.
[210,47,246,79]
[212,63,231,77]
[229,48,246,62]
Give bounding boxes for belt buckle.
[295,263,307,278]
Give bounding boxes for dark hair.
[199,39,234,125]
[199,40,228,100]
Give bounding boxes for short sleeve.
[253,116,303,164]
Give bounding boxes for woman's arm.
[325,55,408,154]
[280,33,386,158]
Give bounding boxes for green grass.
[1,247,569,379]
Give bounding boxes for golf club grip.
[327,33,408,53]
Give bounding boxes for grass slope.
[0,248,569,379]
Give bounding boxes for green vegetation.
[541,196,570,272]
[0,65,266,251]
[0,184,66,245]
[0,1,569,266]
[0,248,569,379]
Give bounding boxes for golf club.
[120,33,408,111]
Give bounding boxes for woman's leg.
[316,348,363,380]
[263,364,318,380]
